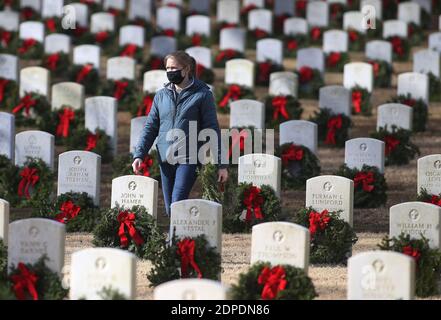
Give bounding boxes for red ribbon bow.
[163,29,175,37]
[402,98,416,107]
[384,135,400,156]
[21,7,35,20]
[311,27,321,41]
[95,31,109,43]
[11,263,38,300]
[296,0,306,13]
[0,79,9,104]
[281,144,303,166]
[402,245,421,263]
[368,61,380,77]
[18,38,37,54]
[117,211,145,247]
[352,90,362,113]
[191,33,202,46]
[76,64,93,83]
[17,167,39,200]
[327,52,341,68]
[138,155,153,177]
[215,49,236,63]
[308,209,331,236]
[150,57,162,70]
[55,200,81,223]
[349,30,359,42]
[258,266,287,300]
[0,30,11,47]
[12,95,37,117]
[330,3,340,18]
[45,53,60,71]
[325,115,343,145]
[114,81,128,100]
[46,18,56,32]
[228,129,248,158]
[85,132,98,151]
[56,108,75,138]
[428,195,441,207]
[272,96,290,120]
[137,95,154,117]
[258,62,272,83]
[254,28,268,39]
[176,238,203,278]
[120,44,137,57]
[73,26,88,37]
[243,186,264,222]
[391,37,404,57]
[354,171,375,192]
[299,66,313,84]
[219,84,241,108]
[287,39,298,51]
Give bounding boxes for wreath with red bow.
[154,28,180,39]
[336,164,387,208]
[297,67,324,99]
[62,25,90,45]
[283,34,308,58]
[65,128,113,163]
[17,38,43,60]
[277,143,321,190]
[326,51,349,72]
[12,92,51,128]
[329,3,345,28]
[225,183,281,233]
[350,85,371,116]
[274,13,292,34]
[370,126,420,166]
[179,33,212,50]
[387,36,410,62]
[69,64,100,95]
[20,6,40,21]
[378,233,441,298]
[417,188,441,208]
[131,92,155,118]
[90,31,117,54]
[44,17,63,34]
[0,256,68,300]
[213,49,244,68]
[427,72,441,102]
[388,94,428,132]
[347,29,365,52]
[0,0,17,10]
[247,29,271,49]
[292,207,358,264]
[115,43,144,62]
[0,28,18,54]
[111,151,161,182]
[147,234,221,287]
[310,108,352,148]
[367,59,392,88]
[215,84,256,114]
[295,0,307,17]
[42,52,70,77]
[264,95,303,129]
[195,63,215,84]
[230,262,317,300]
[255,61,284,86]
[100,79,138,112]
[32,192,101,232]
[0,78,18,111]
[309,27,325,45]
[93,205,166,260]
[141,55,166,74]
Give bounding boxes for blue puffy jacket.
[133,78,227,168]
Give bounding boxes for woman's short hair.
[164,51,197,77]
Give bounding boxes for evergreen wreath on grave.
[264,95,303,129]
[350,85,371,116]
[154,28,180,39]
[225,183,281,233]
[247,29,271,49]
[147,234,222,287]
[111,152,161,182]
[230,262,317,300]
[215,84,255,114]
[116,43,144,61]
[44,17,63,34]
[292,207,358,264]
[277,143,321,190]
[0,77,18,111]
[310,108,352,148]
[0,256,68,300]
[370,126,420,166]
[283,34,308,58]
[297,67,324,99]
[0,155,19,206]
[213,49,244,68]
[32,192,101,233]
[255,61,284,86]
[65,128,113,163]
[388,94,428,133]
[42,51,70,77]
[39,106,85,145]
[417,188,441,207]
[17,39,43,60]
[309,27,325,45]
[347,29,365,52]
[378,233,441,298]
[20,6,40,21]
[179,33,212,50]
[100,78,138,112]
[93,205,166,260]
[274,13,291,35]
[69,64,100,95]
[0,0,18,10]
[427,72,441,102]
[387,36,410,62]
[142,55,166,73]
[12,92,51,128]
[90,31,117,54]
[407,23,423,46]
[329,2,345,28]
[367,59,392,88]
[195,62,215,85]
[295,0,307,17]
[62,26,90,45]
[0,28,18,54]
[325,51,349,72]
[335,164,387,208]
[131,92,154,117]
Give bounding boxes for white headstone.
[284,17,308,35]
[128,0,152,21]
[150,36,177,57]
[377,103,412,131]
[230,99,265,129]
[383,20,408,38]
[8,218,65,275]
[0,112,15,162]
[119,25,145,48]
[15,130,54,170]
[91,12,115,33]
[143,70,167,93]
[154,279,227,300]
[365,40,393,64]
[323,29,349,53]
[0,11,19,31]
[186,46,212,69]
[225,59,255,88]
[64,3,89,27]
[248,8,273,34]
[73,45,101,69]
[343,11,366,33]
[319,85,351,116]
[57,151,101,205]
[51,82,85,110]
[156,6,181,32]
[44,33,71,54]
[186,15,211,37]
[413,49,441,79]
[19,21,45,42]
[397,72,429,104]
[256,38,283,65]
[279,120,317,154]
[0,54,18,82]
[219,28,246,53]
[306,1,329,27]
[296,48,325,75]
[269,72,298,97]
[42,0,63,18]
[343,62,373,92]
[20,66,50,98]
[107,57,136,81]
[217,0,240,24]
[418,155,441,196]
[398,2,421,25]
[345,138,385,173]
[0,199,9,246]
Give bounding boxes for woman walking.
[132,51,228,216]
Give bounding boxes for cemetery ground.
[10,42,441,300]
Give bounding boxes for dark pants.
[159,162,199,216]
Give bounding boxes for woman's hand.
[218,168,228,184]
[132,158,143,175]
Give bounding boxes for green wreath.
[0,29,18,54]
[0,78,18,111]
[115,44,144,62]
[65,128,113,163]
[370,126,420,166]
[100,79,138,112]
[367,59,392,88]
[378,233,441,298]
[142,55,165,74]
[309,27,325,45]
[388,36,410,62]
[347,29,365,52]
[246,29,271,49]
[297,68,324,99]
[264,95,303,129]
[131,93,155,117]
[20,6,40,21]
[213,49,244,68]
[329,3,345,28]
[178,33,212,50]
[310,108,352,148]
[428,72,441,102]
[147,234,221,287]
[326,51,350,72]
[408,23,423,46]
[230,262,317,300]
[62,26,91,45]
[277,143,321,190]
[335,164,387,208]
[0,155,19,206]
[42,52,70,78]
[255,61,284,86]
[93,205,166,260]
[69,64,100,95]
[350,85,371,116]
[0,0,17,10]
[195,64,215,85]
[388,94,428,133]
[292,207,358,264]
[44,17,63,34]
[32,192,101,232]
[12,92,51,128]
[283,34,308,58]
[417,188,441,206]
[215,84,256,114]
[111,152,161,182]
[17,39,43,60]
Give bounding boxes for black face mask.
[167,69,185,84]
